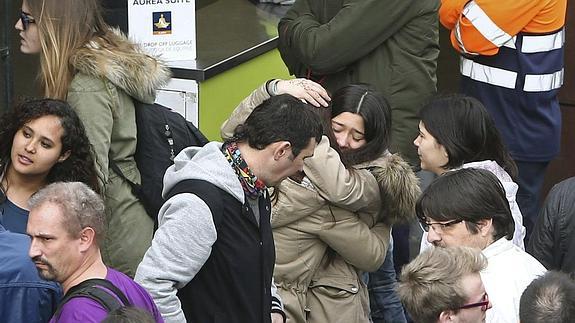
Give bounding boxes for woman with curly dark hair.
[0,98,99,234]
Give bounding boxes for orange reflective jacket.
[440,0,567,56]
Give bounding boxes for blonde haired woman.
[15,0,171,276]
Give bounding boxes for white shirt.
[481,238,547,323]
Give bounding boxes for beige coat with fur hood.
[66,29,171,276]
[221,83,420,323]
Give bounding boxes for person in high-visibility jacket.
[440,0,567,248]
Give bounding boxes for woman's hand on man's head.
[276,78,331,108]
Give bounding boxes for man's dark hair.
[416,168,514,241]
[520,271,575,323]
[231,94,323,157]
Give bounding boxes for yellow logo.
[153,12,172,35]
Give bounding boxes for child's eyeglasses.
[20,11,36,31]
[459,293,490,312]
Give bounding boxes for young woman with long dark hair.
[0,99,99,234]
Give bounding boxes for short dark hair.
[419,94,517,179]
[520,271,575,323]
[416,168,514,241]
[331,84,392,165]
[231,94,323,157]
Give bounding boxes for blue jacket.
[0,226,62,323]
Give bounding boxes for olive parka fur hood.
[70,28,171,104]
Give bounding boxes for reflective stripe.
[455,21,479,55]
[455,21,470,54]
[524,69,564,92]
[522,29,565,53]
[461,57,564,92]
[462,1,514,48]
[460,57,517,89]
[502,36,516,50]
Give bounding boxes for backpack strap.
[109,161,142,196]
[165,179,224,227]
[186,121,209,147]
[54,278,131,317]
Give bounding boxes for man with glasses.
[397,246,491,323]
[416,168,546,323]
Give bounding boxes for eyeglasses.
[20,11,36,30]
[418,218,463,233]
[459,293,490,311]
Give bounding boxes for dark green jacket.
[278,0,440,165]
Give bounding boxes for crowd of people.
[1,0,572,322]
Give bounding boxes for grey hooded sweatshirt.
[134,142,283,323]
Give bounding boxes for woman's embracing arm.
[318,212,391,272]
[220,83,270,140]
[221,79,330,140]
[304,136,381,214]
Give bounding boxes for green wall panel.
[198,49,291,141]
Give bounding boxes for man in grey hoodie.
[135,94,323,323]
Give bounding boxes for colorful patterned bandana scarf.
[222,141,267,199]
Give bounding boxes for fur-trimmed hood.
[70,29,171,103]
[370,154,421,225]
[271,146,420,228]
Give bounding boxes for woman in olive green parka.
[66,32,170,277]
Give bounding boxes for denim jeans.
[367,239,407,323]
